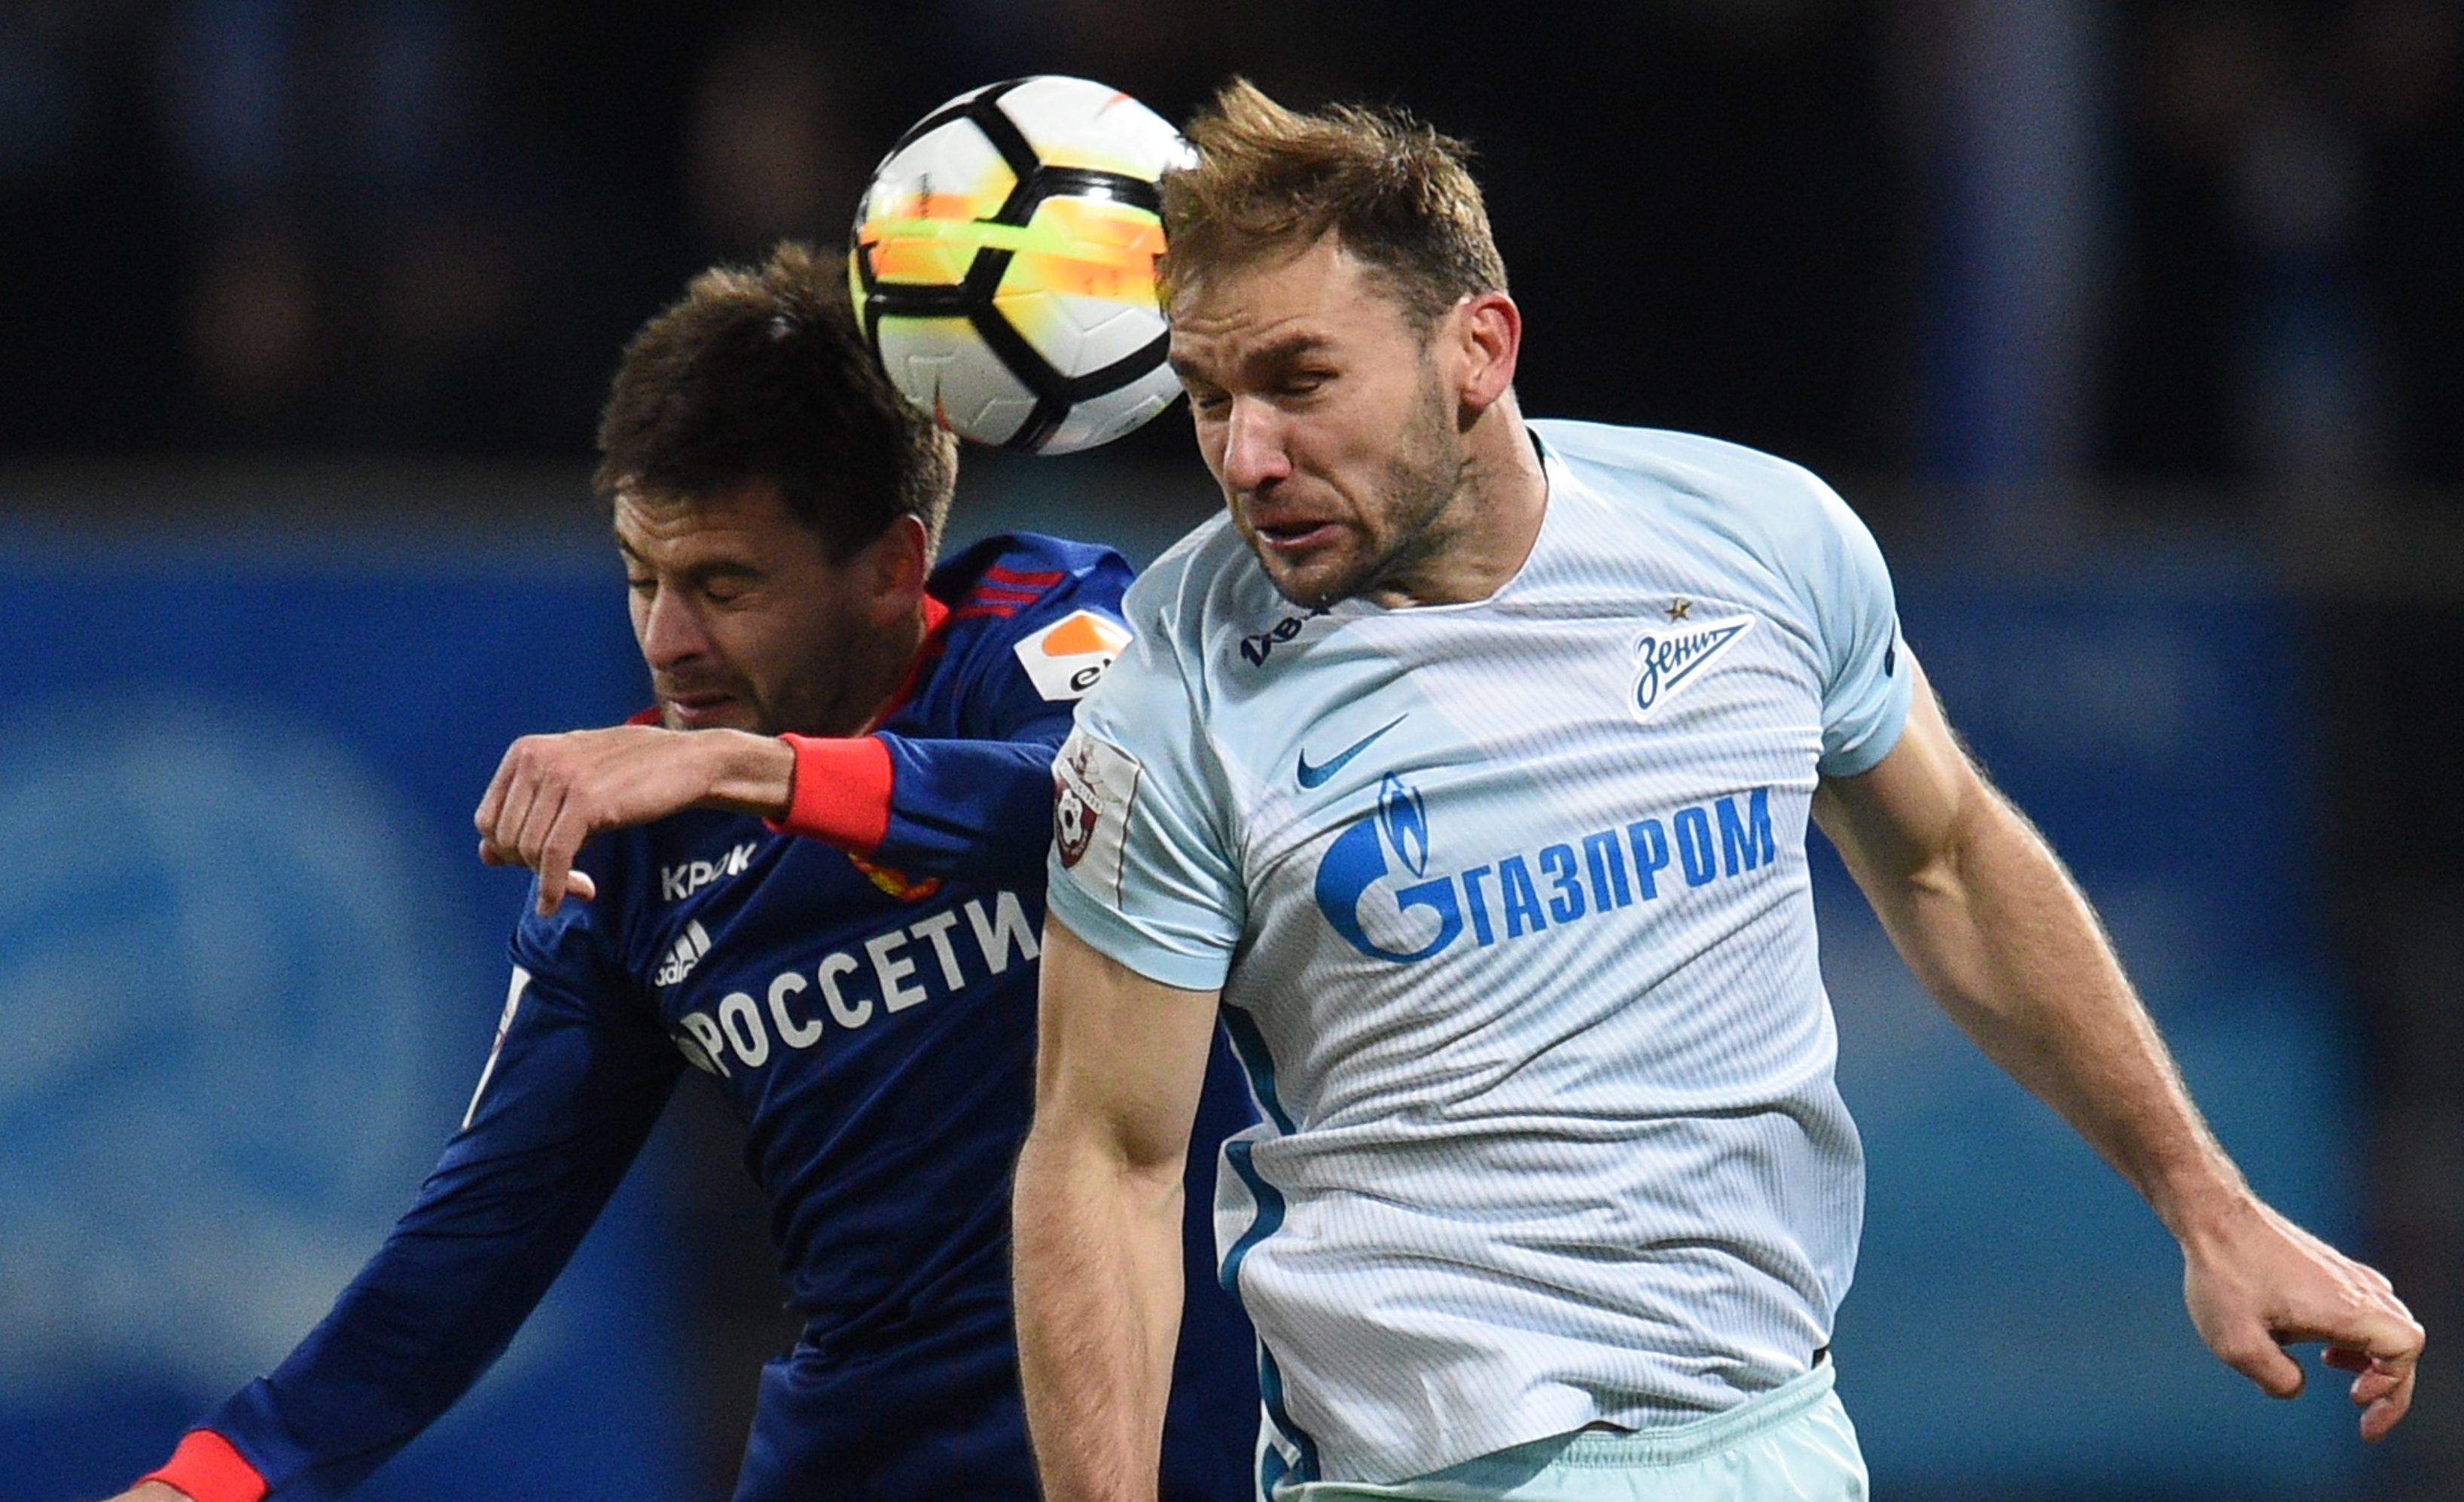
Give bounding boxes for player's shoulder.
[921,532,1138,712]
[1116,512,1270,644]
[1531,418,1879,581]
[1535,419,1853,532]
[932,530,1133,646]
[931,531,1133,621]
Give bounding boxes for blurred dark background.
[4,0,2458,481]
[1,2,2457,1499]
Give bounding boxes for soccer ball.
[850,76,1191,455]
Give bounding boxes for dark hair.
[594,241,957,558]
[1160,79,1508,329]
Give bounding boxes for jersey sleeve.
[868,734,1072,880]
[1044,571,1247,993]
[774,547,1133,885]
[1798,478,1911,778]
[175,896,682,1502]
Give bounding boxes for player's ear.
[1453,291,1520,417]
[859,513,932,626]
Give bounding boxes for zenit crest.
[1630,616,1755,722]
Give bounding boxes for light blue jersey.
[1048,421,1912,1489]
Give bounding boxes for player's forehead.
[611,477,808,567]
[1166,238,1413,379]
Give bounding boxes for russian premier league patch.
[1630,614,1755,721]
[1014,609,1133,702]
[1053,728,1140,906]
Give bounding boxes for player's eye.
[626,575,656,596]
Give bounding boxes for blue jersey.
[184,534,1261,1501]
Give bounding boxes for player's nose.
[635,585,710,668]
[1217,395,1291,492]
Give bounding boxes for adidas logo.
[654,920,713,987]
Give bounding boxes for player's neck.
[843,597,938,736]
[1374,403,1548,608]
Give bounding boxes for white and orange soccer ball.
[850,76,1191,455]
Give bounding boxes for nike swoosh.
[1296,714,1407,788]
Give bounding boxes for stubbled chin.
[1260,564,1349,611]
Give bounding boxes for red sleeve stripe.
[983,565,1066,586]
[141,1430,267,1502]
[965,586,1043,606]
[951,605,1017,620]
[770,734,893,854]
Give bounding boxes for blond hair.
[1160,79,1508,329]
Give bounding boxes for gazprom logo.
[1313,773,1462,963]
[1315,778,1782,965]
[1632,616,1753,720]
[1377,774,1430,876]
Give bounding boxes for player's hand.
[97,1485,194,1502]
[474,725,795,913]
[2180,1193,2421,1441]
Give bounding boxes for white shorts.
[1271,1361,1865,1502]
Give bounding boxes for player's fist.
[474,724,795,913]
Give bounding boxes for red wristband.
[140,1430,267,1502]
[770,734,895,854]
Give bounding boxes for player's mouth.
[1252,518,1342,553]
[663,690,748,729]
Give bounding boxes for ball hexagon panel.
[855,118,1017,288]
[995,75,1191,178]
[1040,373,1183,455]
[874,316,1038,446]
[990,286,1165,380]
[1006,193,1166,294]
[991,191,1167,378]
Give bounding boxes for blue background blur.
[2,2,2457,1499]
[0,529,693,1500]
[1830,568,2361,1497]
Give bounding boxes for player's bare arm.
[1812,654,2422,1440]
[1014,919,1221,1502]
[474,724,794,912]
[99,1484,188,1502]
